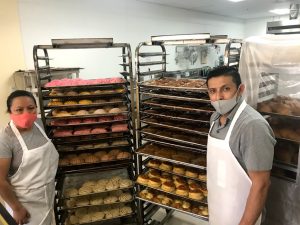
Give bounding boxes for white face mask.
[211,87,240,115]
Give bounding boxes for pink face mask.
[10,113,37,129]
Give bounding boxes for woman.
[0,90,59,225]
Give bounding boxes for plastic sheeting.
[239,35,300,225]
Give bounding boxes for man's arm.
[239,170,271,225]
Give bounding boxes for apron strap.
[9,121,29,151]
[224,100,247,142]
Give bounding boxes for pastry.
[147,159,161,168]
[173,165,186,175]
[116,151,131,159]
[108,149,122,156]
[75,109,89,115]
[175,185,189,196]
[161,196,173,206]
[84,155,100,163]
[185,168,198,178]
[200,206,209,216]
[110,176,122,184]
[76,144,93,150]
[200,185,208,197]
[79,91,91,95]
[109,108,122,114]
[148,169,161,179]
[82,117,97,123]
[119,206,132,216]
[119,179,133,188]
[91,211,105,221]
[82,180,97,188]
[159,161,173,171]
[174,178,187,188]
[119,192,132,202]
[161,181,175,192]
[182,201,191,210]
[48,100,63,106]
[160,174,172,183]
[78,185,93,195]
[69,215,79,225]
[76,196,90,206]
[69,156,84,165]
[104,195,118,204]
[78,214,91,223]
[105,181,118,190]
[110,208,120,217]
[79,153,92,159]
[145,192,154,200]
[49,89,63,96]
[148,177,161,188]
[198,171,207,181]
[139,189,149,199]
[67,118,82,125]
[75,208,88,217]
[94,151,107,158]
[94,142,109,148]
[92,183,106,193]
[65,90,78,96]
[58,158,70,166]
[64,100,77,105]
[90,196,104,205]
[65,198,76,208]
[137,174,149,185]
[100,154,115,161]
[189,189,204,200]
[79,99,93,105]
[189,182,201,191]
[93,109,107,115]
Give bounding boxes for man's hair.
[206,66,241,87]
[7,90,37,113]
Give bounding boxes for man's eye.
[208,90,215,94]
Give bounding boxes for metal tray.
[44,92,127,100]
[53,135,131,145]
[136,151,206,170]
[144,163,206,183]
[141,119,209,136]
[142,137,206,154]
[45,101,127,109]
[43,81,128,90]
[138,80,207,93]
[140,130,207,148]
[56,143,131,153]
[51,130,130,139]
[139,91,210,103]
[275,136,300,144]
[259,111,300,120]
[48,118,129,128]
[61,199,134,211]
[141,110,210,124]
[136,182,207,205]
[46,111,129,120]
[142,100,214,113]
[136,196,208,221]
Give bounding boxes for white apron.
[207,100,262,225]
[6,121,59,225]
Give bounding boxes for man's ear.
[239,84,245,94]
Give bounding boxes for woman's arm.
[0,158,30,224]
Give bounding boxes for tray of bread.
[137,143,206,169]
[141,118,209,136]
[56,141,131,153]
[139,90,210,103]
[61,169,134,199]
[46,98,126,109]
[138,78,207,92]
[257,96,300,118]
[137,189,208,220]
[136,170,207,204]
[46,105,128,119]
[58,149,132,167]
[53,134,130,145]
[43,77,127,89]
[142,99,214,113]
[141,126,207,148]
[141,109,211,124]
[145,158,206,183]
[50,122,129,138]
[63,203,134,225]
[48,115,128,127]
[268,117,300,143]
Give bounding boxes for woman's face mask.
[10,113,37,129]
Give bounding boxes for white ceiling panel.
[137,0,300,19]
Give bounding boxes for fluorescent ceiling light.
[228,0,246,2]
[269,8,290,15]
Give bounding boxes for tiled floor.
[152,209,209,225]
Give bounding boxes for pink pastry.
[50,120,67,126]
[53,129,73,137]
[82,118,98,123]
[73,127,91,135]
[98,116,112,122]
[68,118,82,125]
[111,123,128,132]
[91,127,108,134]
[114,115,127,121]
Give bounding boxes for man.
[206,66,276,225]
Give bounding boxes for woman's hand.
[13,205,30,225]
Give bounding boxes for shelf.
[273,160,298,173]
[139,61,166,66]
[138,70,164,76]
[138,52,168,57]
[137,196,208,221]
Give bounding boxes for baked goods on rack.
[161,181,176,192]
[189,189,204,200]
[175,185,189,197]
[148,178,161,188]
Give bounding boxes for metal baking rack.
[135,34,241,224]
[136,196,208,221]
[34,38,136,225]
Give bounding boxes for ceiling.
[137,0,300,19]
